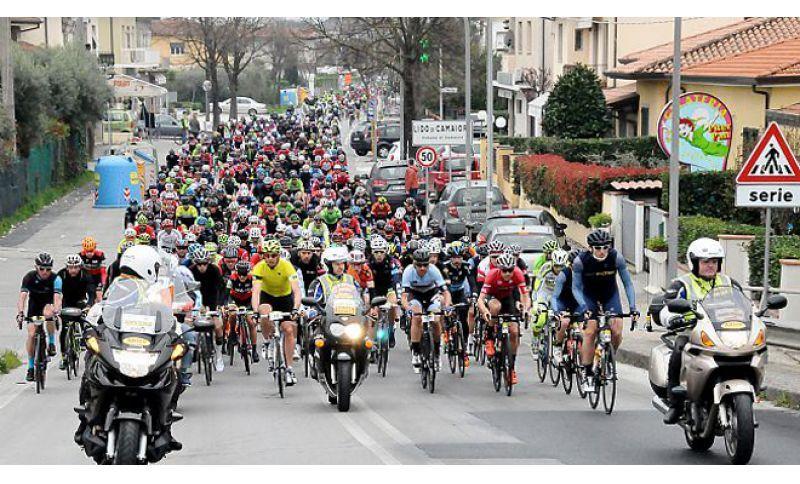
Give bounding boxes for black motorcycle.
[75,296,189,465]
[302,293,385,412]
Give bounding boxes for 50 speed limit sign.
[415,146,438,168]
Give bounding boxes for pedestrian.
[189,112,201,139]
[405,158,419,200]
[181,111,189,143]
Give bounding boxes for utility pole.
[399,76,405,160]
[0,17,16,154]
[485,17,494,218]
[667,17,682,281]
[464,18,472,194]
[438,46,444,119]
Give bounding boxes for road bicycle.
[585,310,634,414]
[60,307,86,381]
[27,316,50,394]
[418,310,441,394]
[444,302,470,378]
[374,303,395,378]
[268,311,294,398]
[195,311,218,386]
[488,313,518,397]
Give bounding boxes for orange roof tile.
[603,83,638,105]
[607,17,800,81]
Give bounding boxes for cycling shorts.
[408,291,441,314]
[261,292,295,315]
[583,292,622,318]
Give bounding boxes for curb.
[616,346,800,409]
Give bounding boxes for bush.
[542,63,611,139]
[499,136,666,168]
[661,170,761,225]
[0,104,14,165]
[0,349,22,374]
[747,235,800,289]
[678,216,762,264]
[646,236,668,252]
[12,45,49,156]
[588,212,612,228]
[515,154,664,226]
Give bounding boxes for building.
[150,18,194,70]
[605,17,800,170]
[9,17,100,51]
[94,17,160,73]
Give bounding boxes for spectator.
[405,158,419,199]
[189,112,201,139]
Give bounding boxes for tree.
[218,17,270,120]
[179,17,224,126]
[519,67,553,102]
[541,64,611,139]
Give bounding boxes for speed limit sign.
[415,146,438,168]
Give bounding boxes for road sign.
[440,87,458,94]
[736,122,800,208]
[412,120,467,146]
[415,146,438,168]
[736,122,800,184]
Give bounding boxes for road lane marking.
[335,412,401,465]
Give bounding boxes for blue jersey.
[551,268,578,313]
[402,264,446,296]
[572,249,636,313]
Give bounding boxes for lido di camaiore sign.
[657,92,733,172]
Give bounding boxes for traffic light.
[419,38,430,63]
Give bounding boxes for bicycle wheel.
[428,331,437,394]
[456,327,465,378]
[602,348,617,415]
[34,334,42,394]
[241,329,251,376]
[202,337,212,386]
[420,333,429,390]
[575,342,587,399]
[548,330,561,386]
[492,344,502,393]
[588,364,600,409]
[275,334,285,398]
[380,343,389,378]
[561,360,574,395]
[535,331,547,383]
[504,336,513,397]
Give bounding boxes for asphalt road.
[1,133,800,465]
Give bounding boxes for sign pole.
[667,17,682,281]
[485,17,494,220]
[762,207,772,308]
[464,17,472,197]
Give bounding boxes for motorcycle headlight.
[112,349,159,378]
[719,331,749,349]
[344,323,363,340]
[329,323,345,337]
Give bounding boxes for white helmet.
[551,249,570,267]
[120,245,161,284]
[349,250,366,264]
[124,228,136,238]
[687,238,725,275]
[249,227,262,240]
[395,207,406,219]
[322,246,349,265]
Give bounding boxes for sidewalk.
[622,269,800,408]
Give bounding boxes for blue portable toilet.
[94,155,142,208]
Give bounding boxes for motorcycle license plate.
[501,322,509,334]
[600,329,612,343]
[120,314,157,334]
[333,301,357,316]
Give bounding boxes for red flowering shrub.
[514,154,665,226]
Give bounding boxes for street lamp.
[202,80,212,127]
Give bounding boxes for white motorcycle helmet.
[120,245,161,284]
[686,238,725,276]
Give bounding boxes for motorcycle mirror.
[666,298,692,315]
[301,297,319,307]
[664,288,679,300]
[766,294,788,311]
[370,296,387,307]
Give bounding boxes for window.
[527,21,533,54]
[557,24,563,63]
[516,99,523,114]
[170,42,185,55]
[574,29,583,51]
[640,106,650,136]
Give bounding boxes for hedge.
[662,170,761,226]
[515,154,664,226]
[678,216,763,264]
[498,136,666,168]
[748,235,800,289]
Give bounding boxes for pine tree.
[542,63,611,139]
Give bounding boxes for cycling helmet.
[509,244,522,256]
[82,236,97,252]
[137,233,152,245]
[311,236,323,248]
[407,239,421,252]
[124,228,137,238]
[185,233,198,243]
[350,237,367,252]
[551,249,569,267]
[487,240,506,255]
[235,260,250,276]
[65,254,82,267]
[204,242,218,254]
[237,229,249,241]
[586,229,612,248]
[496,253,516,270]
[349,250,366,264]
[427,239,442,254]
[370,237,388,252]
[120,245,161,284]
[248,215,259,225]
[567,249,581,264]
[222,247,239,259]
[191,248,209,263]
[542,239,560,254]
[263,239,281,254]
[218,234,229,246]
[412,248,430,263]
[297,240,314,251]
[686,238,725,275]
[119,240,136,254]
[322,246,349,265]
[419,227,431,238]
[228,235,242,247]
[280,236,293,248]
[476,244,489,257]
[428,219,440,229]
[448,241,466,257]
[249,227,262,240]
[395,207,406,219]
[196,216,208,227]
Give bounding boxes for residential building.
[150,18,194,70]
[605,17,800,170]
[95,17,160,73]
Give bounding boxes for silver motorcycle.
[648,285,786,464]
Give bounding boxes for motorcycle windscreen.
[325,284,364,318]
[103,278,176,334]
[701,286,753,332]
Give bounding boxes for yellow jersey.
[252,258,298,297]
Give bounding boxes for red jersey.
[481,267,528,299]
[227,273,253,303]
[347,265,374,289]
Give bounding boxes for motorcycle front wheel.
[336,361,352,412]
[724,394,755,465]
[114,421,141,465]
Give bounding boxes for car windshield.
[446,158,468,171]
[701,286,753,331]
[378,166,406,180]
[492,234,554,252]
[481,217,538,234]
[453,187,503,205]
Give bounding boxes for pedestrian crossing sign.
[736,122,800,184]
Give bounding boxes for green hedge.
[748,235,800,289]
[678,216,763,264]
[498,136,666,168]
[662,170,761,225]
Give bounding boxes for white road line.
[335,412,402,465]
[0,367,30,411]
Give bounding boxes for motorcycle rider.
[658,238,732,424]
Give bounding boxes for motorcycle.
[648,285,786,464]
[302,286,385,412]
[75,259,196,465]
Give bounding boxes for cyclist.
[56,254,96,370]
[441,242,472,366]
[17,253,62,382]
[530,249,568,347]
[477,253,529,385]
[225,260,260,363]
[401,247,451,373]
[572,229,638,393]
[367,236,402,347]
[251,239,302,385]
[79,236,106,304]
[531,239,560,281]
[189,248,226,372]
[550,249,581,363]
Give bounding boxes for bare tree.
[178,17,224,127]
[519,67,554,101]
[263,19,294,104]
[304,17,449,154]
[218,17,270,120]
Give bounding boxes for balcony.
[117,48,160,68]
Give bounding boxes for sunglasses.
[591,245,611,251]
[501,268,514,274]
[196,262,209,266]
[37,267,53,272]
[414,262,429,268]
[265,253,280,259]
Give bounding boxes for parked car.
[428,156,481,197]
[429,180,509,242]
[476,209,567,247]
[486,224,559,270]
[136,114,184,138]
[350,121,401,157]
[218,97,268,116]
[366,159,428,209]
[102,109,136,133]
